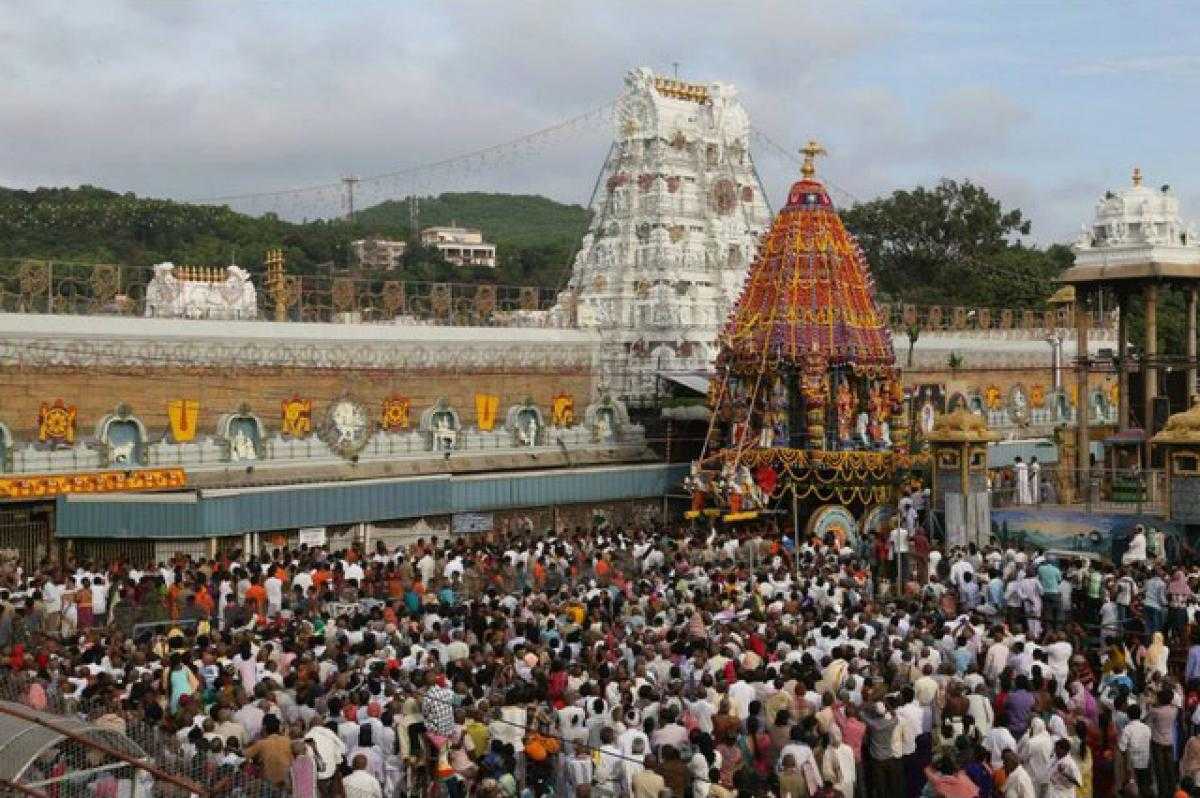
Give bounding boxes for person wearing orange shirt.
[193,584,214,618]
[244,578,267,615]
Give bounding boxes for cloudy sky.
[2,1,1197,242]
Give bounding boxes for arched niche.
[584,396,631,443]
[217,406,265,462]
[505,401,545,447]
[419,399,461,452]
[95,404,147,467]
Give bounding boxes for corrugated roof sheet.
[57,464,689,538]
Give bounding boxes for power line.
[189,102,617,206]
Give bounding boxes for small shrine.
[690,141,909,523]
[927,409,999,547]
[1152,401,1200,524]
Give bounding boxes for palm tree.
[906,324,920,368]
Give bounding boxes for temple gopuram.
[689,141,914,545]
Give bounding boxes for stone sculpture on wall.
[144,262,258,320]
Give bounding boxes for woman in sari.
[1070,720,1093,798]
[1143,631,1169,678]
[1087,708,1119,798]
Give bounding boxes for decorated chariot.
[687,141,924,550]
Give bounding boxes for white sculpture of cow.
[145,262,258,320]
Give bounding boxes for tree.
[842,179,1065,307]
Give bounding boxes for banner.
[452,513,494,535]
[298,526,327,547]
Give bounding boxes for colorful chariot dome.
[717,141,895,378]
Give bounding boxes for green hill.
[0,185,591,286]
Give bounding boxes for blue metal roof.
[55,464,688,538]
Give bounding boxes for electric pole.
[342,176,360,222]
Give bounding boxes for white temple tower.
[555,68,772,401]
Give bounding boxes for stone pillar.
[1145,283,1158,434]
[1189,285,1198,405]
[1075,297,1090,492]
[1117,292,1129,431]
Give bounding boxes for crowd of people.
[0,502,1198,798]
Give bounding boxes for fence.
[879,302,1110,334]
[0,257,1109,333]
[0,673,289,798]
[989,466,1166,515]
[0,258,560,326]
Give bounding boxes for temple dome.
[1075,167,1195,250]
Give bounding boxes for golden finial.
[265,248,288,321]
[800,139,827,180]
[1132,166,1142,187]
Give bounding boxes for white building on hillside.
[420,226,497,268]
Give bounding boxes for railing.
[879,302,1113,333]
[0,257,561,326]
[0,257,1112,334]
[989,466,1166,515]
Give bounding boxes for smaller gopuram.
[689,141,911,537]
[1152,400,1200,526]
[927,409,999,547]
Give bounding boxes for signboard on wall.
[298,526,327,547]
[452,513,494,535]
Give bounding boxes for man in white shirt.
[343,753,383,798]
[890,522,909,586]
[264,572,283,617]
[1045,739,1082,798]
[1002,749,1036,798]
[1118,705,1152,795]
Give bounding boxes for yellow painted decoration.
[0,468,186,500]
[475,394,500,431]
[167,399,200,442]
[551,393,575,427]
[380,395,411,431]
[280,396,312,438]
[683,510,701,520]
[38,399,76,445]
[1109,382,1119,406]
[1029,384,1046,410]
[723,511,759,523]
[984,385,1003,410]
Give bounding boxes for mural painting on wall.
[167,399,200,443]
[551,393,575,427]
[475,393,500,431]
[280,395,313,439]
[322,397,371,457]
[915,384,944,434]
[1030,384,1046,410]
[984,385,1003,411]
[380,395,411,432]
[38,399,76,446]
